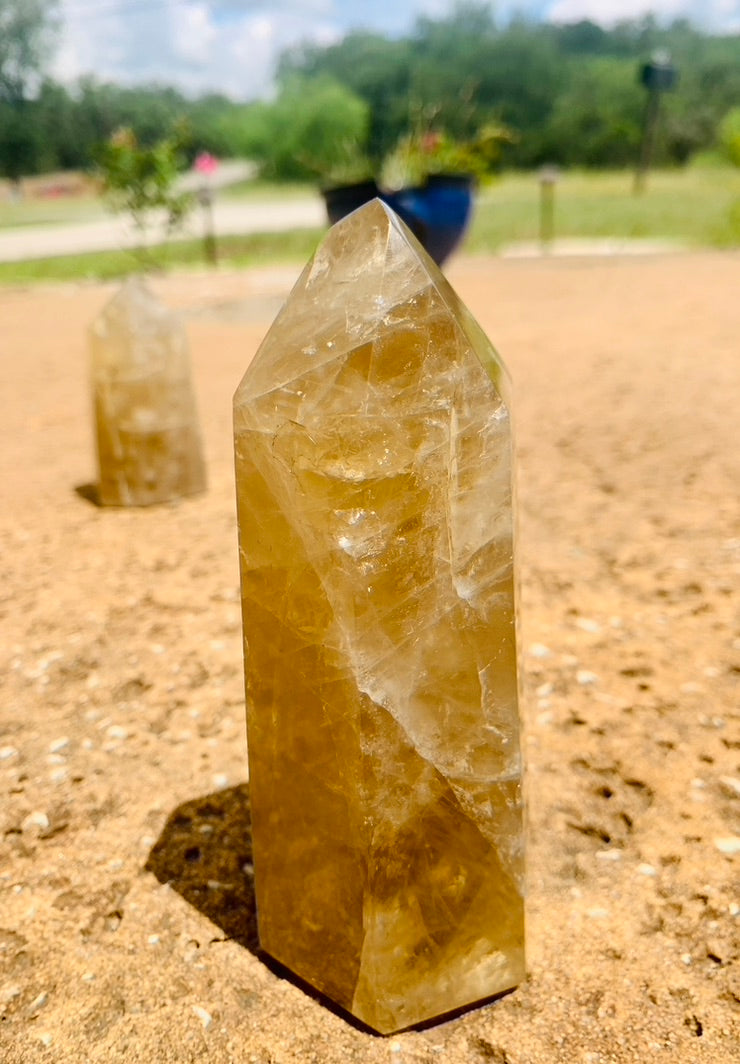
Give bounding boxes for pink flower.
[194,152,219,176]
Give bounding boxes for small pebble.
[681,953,692,965]
[106,725,129,740]
[698,714,725,728]
[586,907,609,919]
[596,850,621,862]
[390,1042,403,1053]
[576,669,599,685]
[49,737,70,753]
[50,768,68,784]
[29,991,48,1012]
[21,811,49,834]
[719,776,740,798]
[0,746,18,761]
[536,682,554,697]
[212,773,229,789]
[148,934,160,945]
[82,972,95,982]
[714,836,740,856]
[529,643,551,659]
[38,1034,53,1047]
[637,863,657,877]
[575,617,601,633]
[729,903,739,917]
[192,1005,212,1030]
[0,986,21,1004]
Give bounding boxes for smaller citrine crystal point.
[90,277,206,506]
[234,200,524,1034]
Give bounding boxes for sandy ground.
[1,250,738,1063]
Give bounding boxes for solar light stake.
[539,165,559,252]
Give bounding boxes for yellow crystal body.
[90,278,206,506]
[234,201,524,1034]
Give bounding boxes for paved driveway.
[0,195,326,263]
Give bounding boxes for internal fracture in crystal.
[234,200,524,1033]
[90,277,206,506]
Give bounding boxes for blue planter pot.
[321,180,379,226]
[384,174,475,266]
[321,174,475,266]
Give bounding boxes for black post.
[634,52,677,195]
[199,185,218,265]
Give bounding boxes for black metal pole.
[634,88,662,195]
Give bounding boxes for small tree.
[0,0,60,187]
[94,125,193,261]
[253,76,371,182]
[0,0,59,104]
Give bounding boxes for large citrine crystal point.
[234,200,524,1034]
[90,277,206,506]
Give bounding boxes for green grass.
[468,166,740,250]
[0,228,324,286]
[1,166,738,285]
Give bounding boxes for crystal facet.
[90,278,206,506]
[234,200,524,1034]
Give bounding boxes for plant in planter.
[380,124,512,188]
[317,138,378,226]
[320,123,512,265]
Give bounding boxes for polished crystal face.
[234,200,524,1034]
[90,277,206,506]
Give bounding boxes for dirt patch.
[1,252,738,1062]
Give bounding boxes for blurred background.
[1,0,739,276]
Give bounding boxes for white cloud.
[51,0,740,101]
[173,4,219,66]
[547,0,740,30]
[53,0,340,98]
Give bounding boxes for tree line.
[1,0,739,185]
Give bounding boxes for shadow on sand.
[145,784,515,1036]
[144,784,383,1032]
[74,482,101,506]
[145,783,259,950]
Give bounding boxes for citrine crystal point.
[234,199,524,1034]
[90,276,207,507]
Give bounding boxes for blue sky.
[54,0,740,100]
